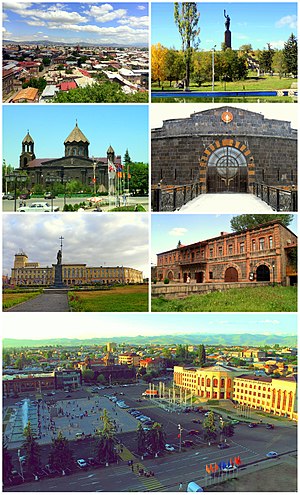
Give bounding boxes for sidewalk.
[5,292,70,312]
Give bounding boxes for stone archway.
[224,267,238,282]
[256,264,270,281]
[167,270,174,281]
[199,139,255,193]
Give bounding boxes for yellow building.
[118,353,141,367]
[10,252,143,286]
[233,374,297,419]
[174,364,243,400]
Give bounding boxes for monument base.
[53,264,67,288]
[224,30,231,49]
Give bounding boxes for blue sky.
[3,2,148,45]
[152,2,297,51]
[151,214,298,264]
[3,104,149,167]
[2,312,297,339]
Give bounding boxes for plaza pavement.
[178,193,274,213]
[5,292,70,312]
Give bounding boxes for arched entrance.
[167,270,174,281]
[207,146,248,193]
[195,272,204,283]
[224,267,238,282]
[256,265,270,281]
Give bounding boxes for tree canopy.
[230,214,294,232]
[53,82,148,103]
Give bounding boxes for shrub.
[164,278,169,284]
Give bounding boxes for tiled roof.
[64,122,90,145]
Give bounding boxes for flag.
[230,458,233,466]
[108,159,116,179]
[210,464,214,473]
[205,465,211,474]
[214,464,218,471]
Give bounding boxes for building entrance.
[224,267,238,282]
[256,265,270,281]
[207,146,248,193]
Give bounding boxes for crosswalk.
[118,446,164,491]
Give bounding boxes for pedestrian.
[179,482,183,491]
[131,465,134,472]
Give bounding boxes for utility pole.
[178,424,183,452]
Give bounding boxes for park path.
[178,193,274,213]
[6,292,70,312]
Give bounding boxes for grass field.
[3,291,41,310]
[152,76,297,92]
[69,284,148,312]
[151,286,297,312]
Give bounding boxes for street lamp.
[212,45,217,91]
[92,156,97,195]
[17,449,24,482]
[272,261,275,286]
[5,171,27,212]
[178,423,183,452]
[45,175,58,212]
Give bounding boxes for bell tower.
[20,131,35,168]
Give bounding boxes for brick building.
[156,220,297,286]
[118,353,141,367]
[11,251,143,287]
[3,369,82,395]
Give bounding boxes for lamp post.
[5,171,27,212]
[92,156,97,195]
[45,175,58,212]
[212,45,216,91]
[272,261,275,286]
[17,449,24,482]
[178,424,183,452]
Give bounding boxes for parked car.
[44,191,56,199]
[3,193,15,200]
[19,193,31,200]
[165,444,175,452]
[17,202,59,212]
[218,443,230,449]
[266,451,278,458]
[77,458,88,468]
[192,419,201,424]
[182,440,194,447]
[188,430,200,436]
[248,423,258,428]
[266,424,274,429]
[222,465,237,473]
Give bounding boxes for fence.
[252,183,297,211]
[151,183,203,212]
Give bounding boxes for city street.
[2,196,149,213]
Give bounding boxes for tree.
[123,149,131,166]
[3,352,11,367]
[97,374,106,384]
[220,421,235,441]
[258,44,274,73]
[48,431,73,472]
[283,33,297,76]
[3,442,13,486]
[128,162,148,196]
[22,422,41,473]
[22,77,47,92]
[202,411,217,444]
[239,44,253,53]
[146,422,166,455]
[198,344,206,367]
[42,57,51,66]
[136,423,147,455]
[272,50,286,78]
[174,2,200,89]
[95,409,117,465]
[53,82,148,103]
[164,49,185,86]
[230,214,294,232]
[151,43,168,86]
[82,369,95,381]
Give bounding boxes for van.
[75,432,84,438]
[187,482,203,492]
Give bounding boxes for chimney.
[220,231,229,236]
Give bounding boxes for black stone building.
[19,122,121,190]
[151,106,297,210]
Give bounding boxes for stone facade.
[156,220,297,286]
[151,107,297,206]
[11,252,143,286]
[19,123,121,191]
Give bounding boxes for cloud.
[137,5,146,10]
[27,20,46,26]
[168,227,188,237]
[118,16,148,29]
[275,15,297,29]
[269,40,286,49]
[87,4,127,23]
[4,2,88,25]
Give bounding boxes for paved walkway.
[178,193,274,213]
[6,292,70,312]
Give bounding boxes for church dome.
[64,122,90,145]
[22,131,34,144]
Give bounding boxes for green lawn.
[69,285,148,312]
[151,286,297,312]
[3,291,42,310]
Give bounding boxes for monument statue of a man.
[57,249,62,265]
[224,10,230,31]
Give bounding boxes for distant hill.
[3,40,148,48]
[2,334,297,348]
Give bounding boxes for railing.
[151,182,203,212]
[252,183,297,212]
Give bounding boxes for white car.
[77,458,87,468]
[165,444,175,452]
[17,202,59,212]
[222,465,237,473]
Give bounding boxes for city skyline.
[151,2,297,51]
[3,1,149,45]
[1,312,297,340]
[3,105,149,168]
[2,213,149,277]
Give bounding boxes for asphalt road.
[5,384,297,492]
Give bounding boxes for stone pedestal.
[53,264,67,288]
[224,30,231,49]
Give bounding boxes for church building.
[19,122,121,191]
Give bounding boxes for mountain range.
[3,40,148,48]
[2,334,296,348]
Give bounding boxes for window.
[209,248,213,258]
[259,238,265,250]
[209,272,213,280]
[252,239,256,251]
[240,242,244,253]
[218,246,223,256]
[269,236,273,248]
[228,244,233,255]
